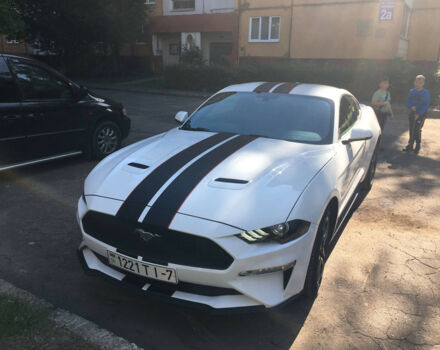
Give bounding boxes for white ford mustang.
[77,82,381,310]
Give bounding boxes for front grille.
[82,211,234,270]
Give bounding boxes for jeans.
[408,111,427,147]
[375,111,390,130]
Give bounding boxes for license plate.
[107,251,178,284]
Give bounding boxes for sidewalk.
[81,79,211,99]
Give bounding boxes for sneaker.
[414,144,421,154]
[403,145,412,152]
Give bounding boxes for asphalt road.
[0,90,314,350]
[1,89,438,350]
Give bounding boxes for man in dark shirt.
[403,75,430,154]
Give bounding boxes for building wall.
[237,0,421,61]
[201,32,233,63]
[291,1,405,60]
[238,5,291,58]
[407,0,440,61]
[146,0,163,16]
[0,36,27,54]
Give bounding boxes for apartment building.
[0,35,27,55]
[237,0,440,64]
[147,0,238,69]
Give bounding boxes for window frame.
[338,94,360,139]
[248,16,281,43]
[172,0,195,11]
[7,58,75,102]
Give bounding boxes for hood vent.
[128,162,149,169]
[215,178,249,184]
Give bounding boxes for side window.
[339,95,359,137]
[8,59,73,101]
[0,58,21,103]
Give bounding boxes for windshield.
[181,92,334,144]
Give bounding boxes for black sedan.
[0,53,131,171]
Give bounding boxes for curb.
[0,278,142,350]
[85,84,210,99]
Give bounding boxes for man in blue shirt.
[404,75,430,154]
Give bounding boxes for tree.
[0,0,25,37]
[15,0,147,60]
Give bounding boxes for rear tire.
[304,208,334,299]
[91,120,121,160]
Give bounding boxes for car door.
[335,95,363,202]
[0,56,28,168]
[7,57,86,159]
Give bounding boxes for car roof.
[0,53,32,60]
[218,82,348,102]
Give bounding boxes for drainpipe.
[288,0,294,61]
[237,0,242,65]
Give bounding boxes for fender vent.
[128,162,149,169]
[215,178,249,184]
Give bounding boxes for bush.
[180,45,204,66]
[164,59,440,105]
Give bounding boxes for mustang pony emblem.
[135,228,160,243]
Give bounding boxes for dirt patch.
[292,112,440,349]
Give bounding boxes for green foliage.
[0,0,25,36]
[15,0,146,71]
[0,294,48,339]
[180,45,204,66]
[163,59,440,105]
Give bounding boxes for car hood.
[85,89,123,110]
[85,129,335,229]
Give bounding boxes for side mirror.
[342,127,373,144]
[175,111,189,123]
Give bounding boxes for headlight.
[237,220,310,244]
[122,108,128,116]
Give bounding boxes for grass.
[0,293,99,349]
[0,294,48,339]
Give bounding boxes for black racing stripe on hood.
[116,133,233,222]
[253,82,279,93]
[272,82,301,94]
[143,135,258,228]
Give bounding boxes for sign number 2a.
[379,2,395,21]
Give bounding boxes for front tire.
[92,120,121,160]
[361,147,378,192]
[304,208,333,299]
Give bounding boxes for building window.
[144,0,155,4]
[6,36,20,44]
[249,16,281,42]
[400,5,411,39]
[173,0,195,10]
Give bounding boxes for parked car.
[0,54,130,172]
[77,82,380,310]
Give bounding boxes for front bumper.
[77,196,318,310]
